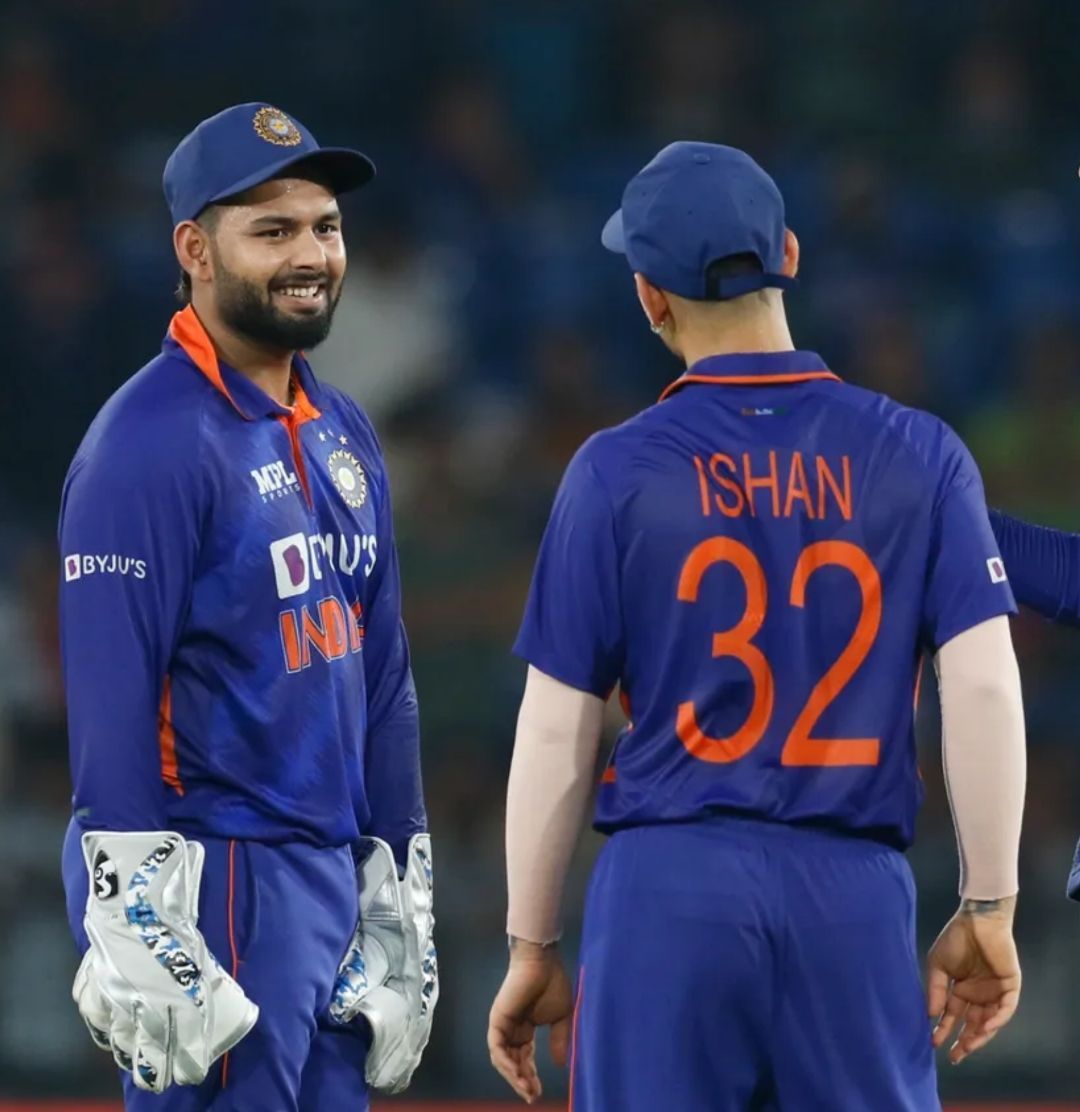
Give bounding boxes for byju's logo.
[64,554,148,582]
[251,460,301,502]
[269,530,378,600]
[270,533,311,599]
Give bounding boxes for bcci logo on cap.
[253,106,302,147]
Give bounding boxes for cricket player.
[488,143,1027,1110]
[59,103,437,1111]
[986,510,1080,897]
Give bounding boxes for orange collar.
[167,305,323,421]
[659,350,840,401]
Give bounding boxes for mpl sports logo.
[64,554,148,582]
[269,531,378,600]
[251,460,301,502]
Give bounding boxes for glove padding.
[329,833,438,1093]
[74,831,258,1092]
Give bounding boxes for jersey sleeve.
[921,435,1017,651]
[988,510,1080,626]
[360,447,426,863]
[514,444,625,697]
[60,421,203,831]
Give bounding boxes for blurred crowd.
[0,0,1078,1101]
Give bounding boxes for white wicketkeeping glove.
[73,831,259,1093]
[329,833,438,1093]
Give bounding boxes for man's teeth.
[279,286,322,299]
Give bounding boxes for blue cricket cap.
[601,141,796,301]
[163,102,375,225]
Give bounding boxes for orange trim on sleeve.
[168,306,248,417]
[600,766,617,784]
[659,370,840,401]
[158,677,184,795]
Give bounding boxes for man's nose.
[288,228,329,271]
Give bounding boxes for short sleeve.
[513,448,624,697]
[922,440,1017,651]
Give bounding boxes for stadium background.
[1,0,1078,1106]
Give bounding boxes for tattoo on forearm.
[961,898,1005,915]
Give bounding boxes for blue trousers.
[570,818,940,1112]
[63,820,369,1111]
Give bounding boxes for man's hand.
[927,895,1021,1064]
[488,940,574,1105]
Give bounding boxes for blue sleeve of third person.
[989,510,1080,627]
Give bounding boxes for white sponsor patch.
[987,556,1008,584]
[269,530,378,599]
[269,533,311,599]
[251,459,301,502]
[63,554,147,581]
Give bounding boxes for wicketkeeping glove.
[73,831,259,1093]
[329,833,438,1093]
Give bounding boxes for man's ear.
[174,221,214,288]
[634,273,670,330]
[782,229,799,279]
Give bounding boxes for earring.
[650,319,666,335]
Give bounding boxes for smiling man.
[58,103,437,1111]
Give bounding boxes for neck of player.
[199,306,294,407]
[676,303,796,368]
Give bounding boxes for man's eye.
[317,224,341,236]
[259,229,288,239]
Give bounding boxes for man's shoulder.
[567,405,667,483]
[819,380,972,483]
[72,350,208,476]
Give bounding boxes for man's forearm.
[936,616,1026,901]
[505,667,605,945]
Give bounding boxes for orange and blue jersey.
[515,350,1016,850]
[60,306,424,858]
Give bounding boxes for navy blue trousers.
[570,818,940,1112]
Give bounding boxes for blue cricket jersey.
[60,306,425,857]
[989,509,1080,626]
[515,351,1015,849]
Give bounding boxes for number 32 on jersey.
[677,538,881,768]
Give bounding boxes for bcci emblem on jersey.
[328,450,367,509]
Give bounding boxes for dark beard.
[215,265,341,351]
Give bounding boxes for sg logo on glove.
[93,851,119,900]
